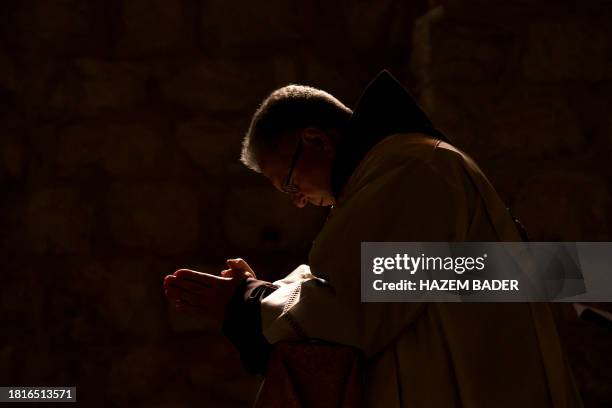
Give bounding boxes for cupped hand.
[163,268,246,325]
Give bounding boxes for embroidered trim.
[282,284,307,339]
[283,283,300,314]
[283,311,307,339]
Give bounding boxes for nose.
[291,192,308,208]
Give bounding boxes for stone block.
[198,1,304,52]
[56,124,105,174]
[417,80,585,161]
[272,56,299,88]
[180,335,239,379]
[418,84,480,149]
[0,139,25,180]
[61,258,110,303]
[0,345,16,384]
[118,0,184,56]
[101,124,165,178]
[102,258,167,337]
[346,0,433,52]
[6,1,112,58]
[513,170,612,240]
[222,186,326,250]
[175,117,244,177]
[109,343,171,404]
[52,255,171,341]
[76,59,148,114]
[301,59,365,104]
[27,187,92,254]
[0,192,28,255]
[108,183,200,254]
[413,7,518,84]
[347,0,398,50]
[138,379,204,408]
[0,50,17,93]
[57,122,165,179]
[522,14,612,82]
[474,89,584,160]
[161,59,274,113]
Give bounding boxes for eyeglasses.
[281,138,303,194]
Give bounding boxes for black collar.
[330,70,451,198]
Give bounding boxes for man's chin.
[307,197,332,207]
[317,197,334,207]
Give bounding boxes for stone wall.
[413,0,612,241]
[412,1,612,405]
[0,0,428,406]
[1,0,611,406]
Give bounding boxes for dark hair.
[241,84,352,172]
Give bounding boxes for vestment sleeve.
[222,278,279,375]
[260,157,476,358]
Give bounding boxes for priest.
[164,71,582,407]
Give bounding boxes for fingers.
[226,258,252,273]
[163,264,251,314]
[226,258,256,279]
[165,274,210,296]
[221,268,253,279]
[174,300,224,319]
[164,269,238,309]
[164,272,215,307]
[174,299,206,315]
[165,285,206,307]
[174,268,231,284]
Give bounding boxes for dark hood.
[330,70,450,197]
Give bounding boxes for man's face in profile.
[259,127,336,208]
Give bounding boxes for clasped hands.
[163,258,257,325]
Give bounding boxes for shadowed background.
[0,0,611,406]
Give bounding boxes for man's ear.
[301,127,334,152]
